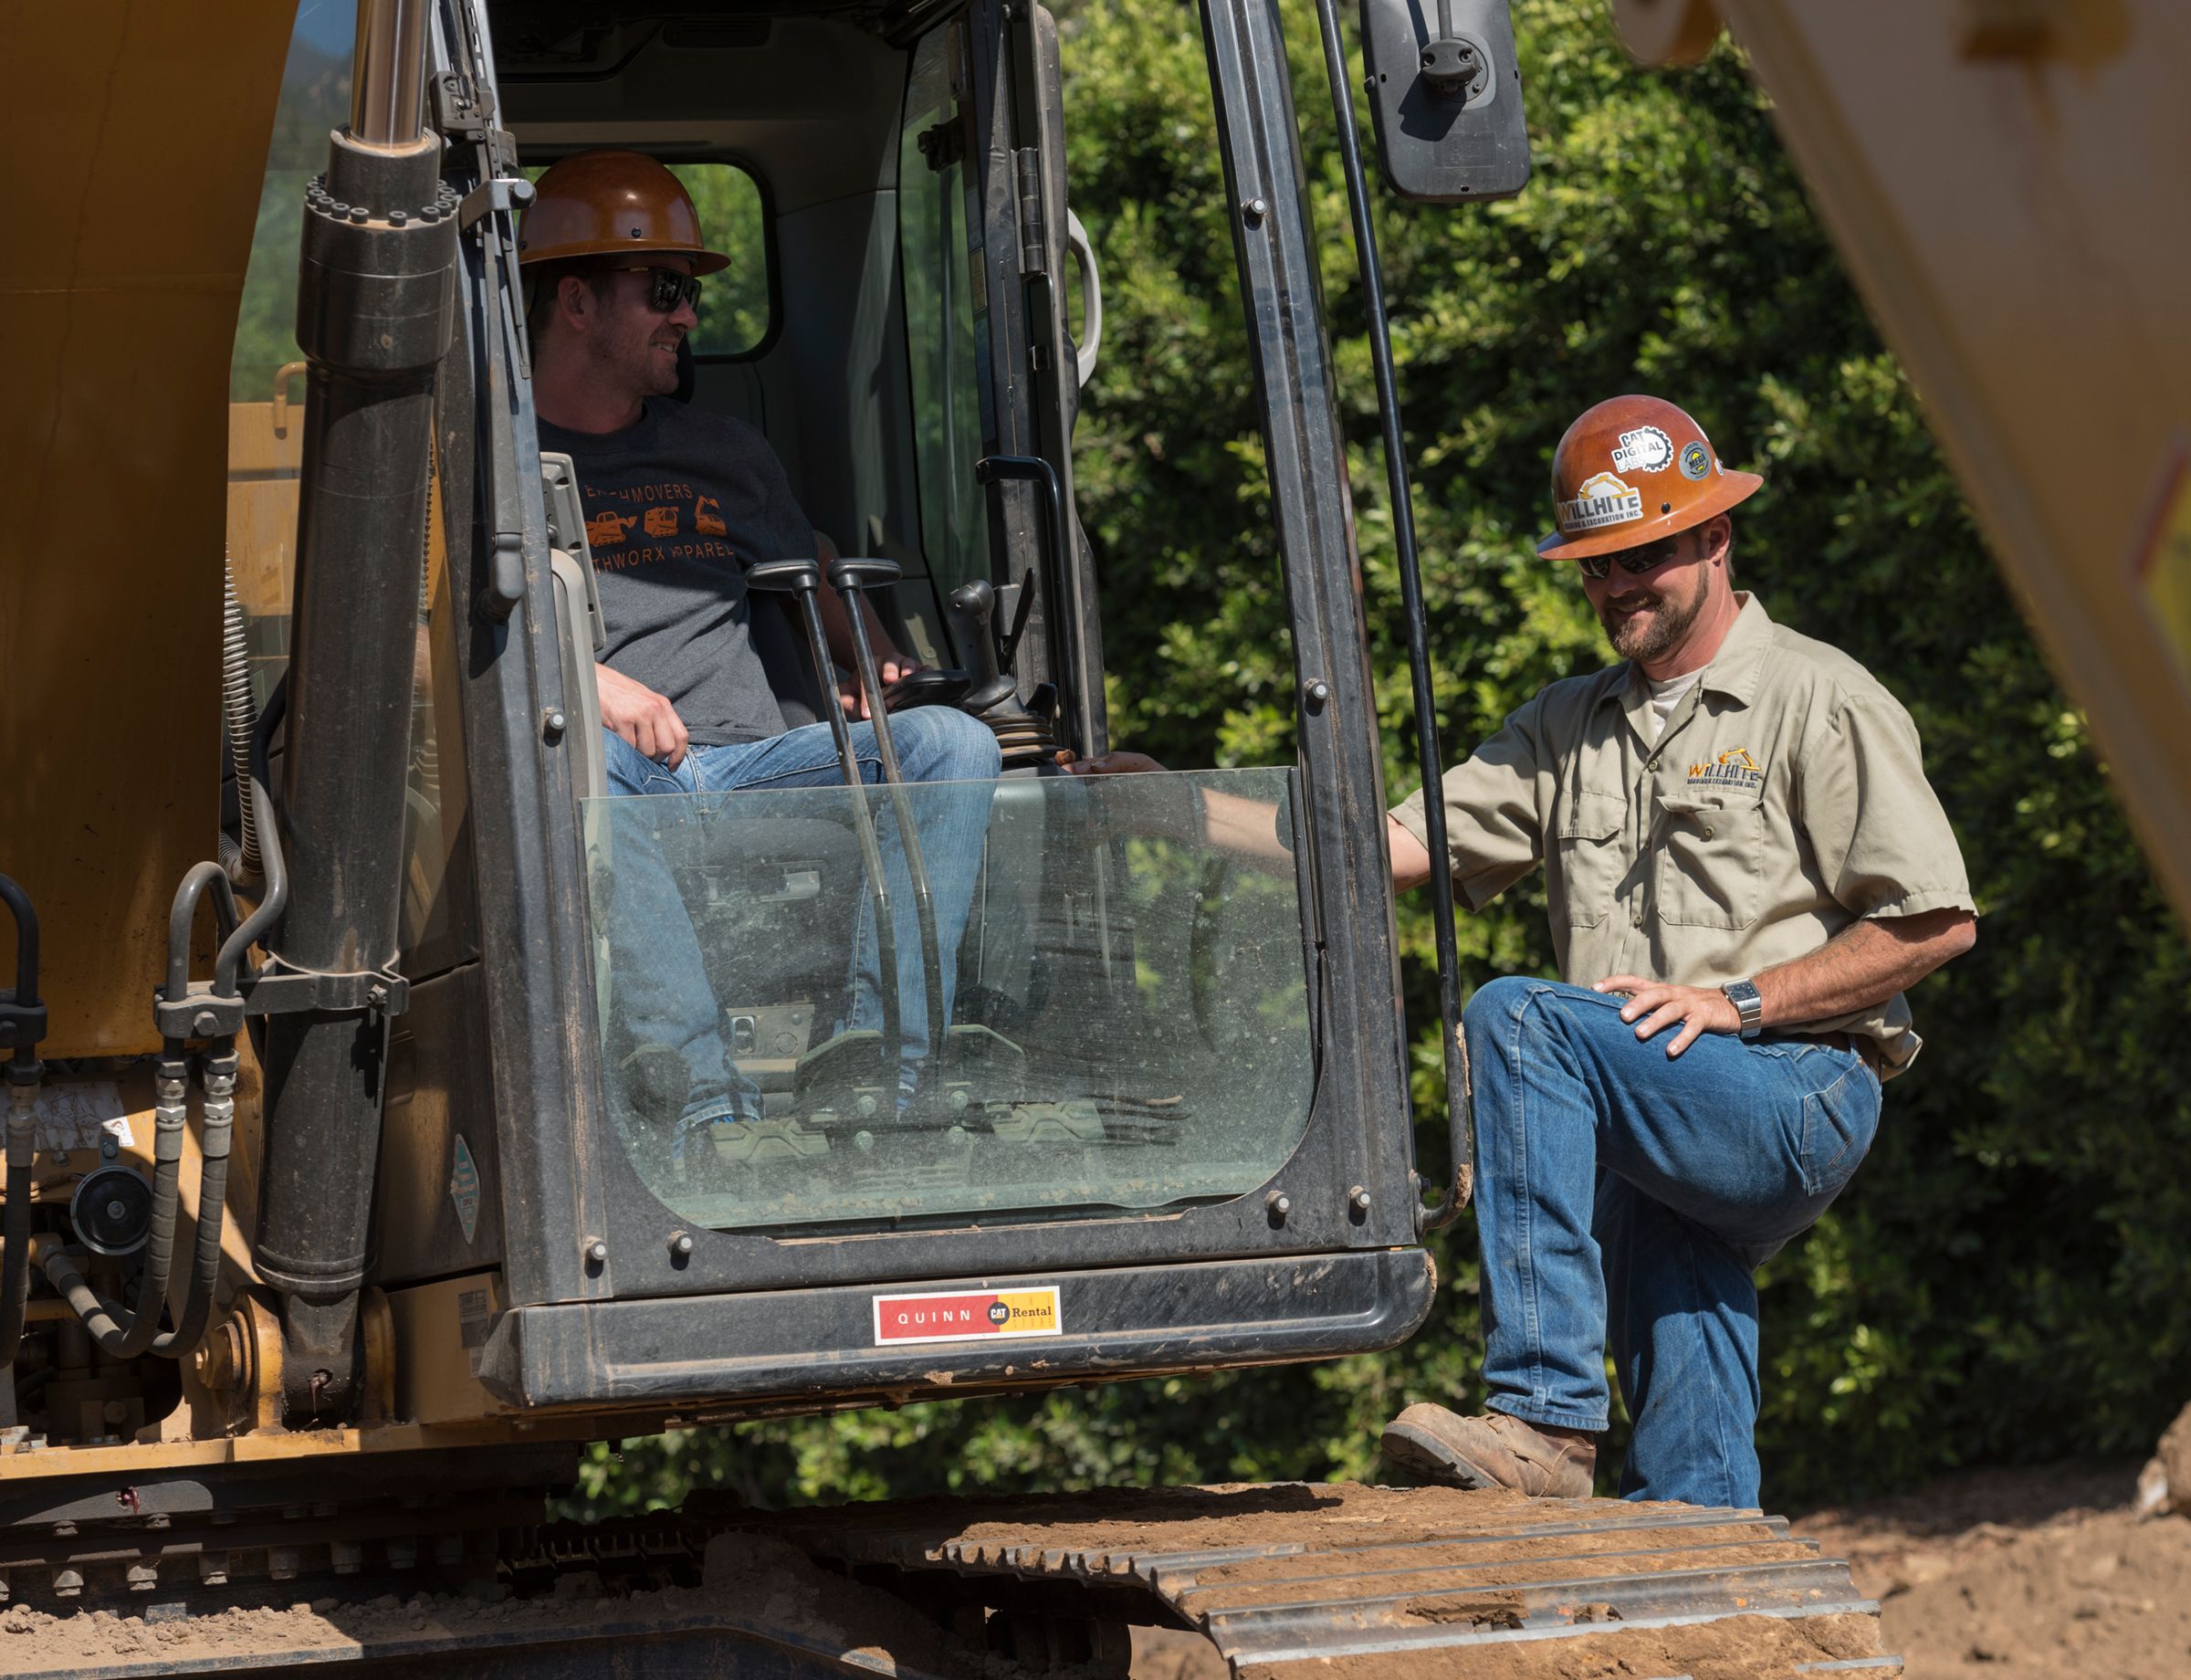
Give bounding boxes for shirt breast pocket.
[1555,792,1626,928]
[1654,791,1763,929]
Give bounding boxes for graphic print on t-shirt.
[537,399,813,747]
[581,476,743,573]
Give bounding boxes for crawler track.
[0,1471,1897,1677]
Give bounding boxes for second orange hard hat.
[519,150,729,275]
[1536,395,1762,562]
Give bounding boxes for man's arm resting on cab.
[1070,752,1294,864]
[1597,908,1978,1058]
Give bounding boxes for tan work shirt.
[1390,594,1974,1076]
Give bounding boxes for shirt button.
[1630,909,1642,927]
[1703,824,1715,838]
[1646,758,1660,772]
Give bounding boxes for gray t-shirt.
[540,399,813,748]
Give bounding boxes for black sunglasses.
[1575,535,1683,582]
[610,265,704,314]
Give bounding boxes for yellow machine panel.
[1620,0,2191,916]
[0,9,295,1053]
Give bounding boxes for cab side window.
[898,24,991,603]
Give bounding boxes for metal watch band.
[1723,978,1765,1039]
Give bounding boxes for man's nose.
[670,297,699,331]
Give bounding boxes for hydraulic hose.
[0,1065,37,1370]
[0,874,44,1370]
[37,1050,234,1361]
[42,1053,188,1360]
[223,553,262,882]
[44,856,252,1364]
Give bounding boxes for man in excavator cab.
[519,150,1002,1156]
[1078,394,1978,1510]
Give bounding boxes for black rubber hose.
[0,1076,36,1370]
[40,1052,238,1366]
[0,873,43,1370]
[45,835,255,1363]
[47,1052,188,1360]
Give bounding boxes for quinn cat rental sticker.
[874,1286,1063,1346]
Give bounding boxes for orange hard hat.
[1536,395,1762,561]
[518,151,729,275]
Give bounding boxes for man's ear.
[1703,515,1734,566]
[557,272,594,330]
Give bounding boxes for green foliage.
[569,0,2191,1519]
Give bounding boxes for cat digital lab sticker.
[1557,471,1644,533]
[1611,425,1673,474]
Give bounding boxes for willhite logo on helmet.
[1558,471,1643,533]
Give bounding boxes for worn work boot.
[1379,1403,1597,1498]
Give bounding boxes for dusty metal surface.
[765,1481,1896,1675]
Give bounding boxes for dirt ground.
[1797,1458,2191,1680]
[1134,1460,2191,1679]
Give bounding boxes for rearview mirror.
[1359,0,1531,203]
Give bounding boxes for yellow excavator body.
[1618,0,2191,919]
[1,9,294,1056]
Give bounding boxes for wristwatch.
[1722,978,1765,1039]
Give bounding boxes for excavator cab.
[205,0,1438,1429]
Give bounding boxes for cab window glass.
[520,160,771,358]
[672,163,770,357]
[897,25,990,601]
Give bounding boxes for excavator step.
[760,1481,1900,1678]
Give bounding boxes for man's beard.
[589,321,682,400]
[1599,572,1706,665]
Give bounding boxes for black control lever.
[946,579,1022,715]
[826,557,948,1108]
[743,559,903,1087]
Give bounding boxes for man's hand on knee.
[597,663,690,769]
[1592,975,1741,1057]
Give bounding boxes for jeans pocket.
[1798,1061,1880,1199]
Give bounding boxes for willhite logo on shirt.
[1688,747,1764,793]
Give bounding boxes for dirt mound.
[1798,1459,2191,1679]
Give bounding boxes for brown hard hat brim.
[1536,468,1764,562]
[519,240,732,277]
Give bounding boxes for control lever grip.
[826,556,904,591]
[948,580,1020,715]
[745,557,823,593]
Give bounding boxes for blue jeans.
[598,709,1001,1129]
[1464,976,1882,1508]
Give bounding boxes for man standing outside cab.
[1075,393,1975,1508]
[519,152,1001,1139]
[1372,395,1977,1509]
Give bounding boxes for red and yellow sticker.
[872,1286,1062,1347]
